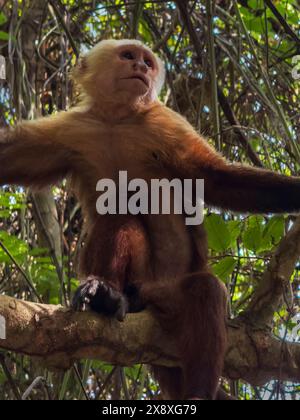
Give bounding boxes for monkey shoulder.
[145,104,204,146]
[141,104,212,163]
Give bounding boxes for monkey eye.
[121,51,135,60]
[144,58,154,68]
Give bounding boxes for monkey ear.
[76,56,88,74]
[72,56,88,84]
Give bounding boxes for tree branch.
[242,216,300,325]
[263,0,300,48]
[0,295,300,386]
[217,87,264,168]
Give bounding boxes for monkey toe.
[72,275,128,321]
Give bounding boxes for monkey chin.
[121,78,149,96]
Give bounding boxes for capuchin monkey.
[1,39,300,400]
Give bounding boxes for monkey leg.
[72,216,150,320]
[143,272,227,400]
[151,366,184,400]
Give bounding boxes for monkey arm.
[160,104,300,214]
[0,115,76,189]
[202,162,300,214]
[175,134,300,214]
[179,136,300,214]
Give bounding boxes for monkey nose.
[133,61,147,73]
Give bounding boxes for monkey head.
[74,39,166,108]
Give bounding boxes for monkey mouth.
[127,75,149,87]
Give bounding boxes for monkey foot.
[72,275,128,321]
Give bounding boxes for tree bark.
[0,295,299,387]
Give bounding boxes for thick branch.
[242,216,300,325]
[0,295,300,386]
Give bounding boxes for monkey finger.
[115,297,129,322]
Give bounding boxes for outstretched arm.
[161,106,300,214]
[0,114,76,189]
[202,161,300,214]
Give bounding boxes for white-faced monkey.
[1,39,300,400]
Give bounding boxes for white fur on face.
[85,39,166,97]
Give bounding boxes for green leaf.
[0,230,28,263]
[0,31,9,41]
[0,210,11,218]
[263,216,285,245]
[242,216,264,252]
[204,214,231,252]
[239,6,252,20]
[0,12,7,26]
[244,16,272,35]
[248,0,264,9]
[213,257,237,282]
[0,192,25,210]
[70,277,79,293]
[227,220,241,248]
[29,247,51,257]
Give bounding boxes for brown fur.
[1,39,300,399]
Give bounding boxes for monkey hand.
[71,275,129,322]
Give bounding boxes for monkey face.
[114,45,158,97]
[74,40,165,108]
